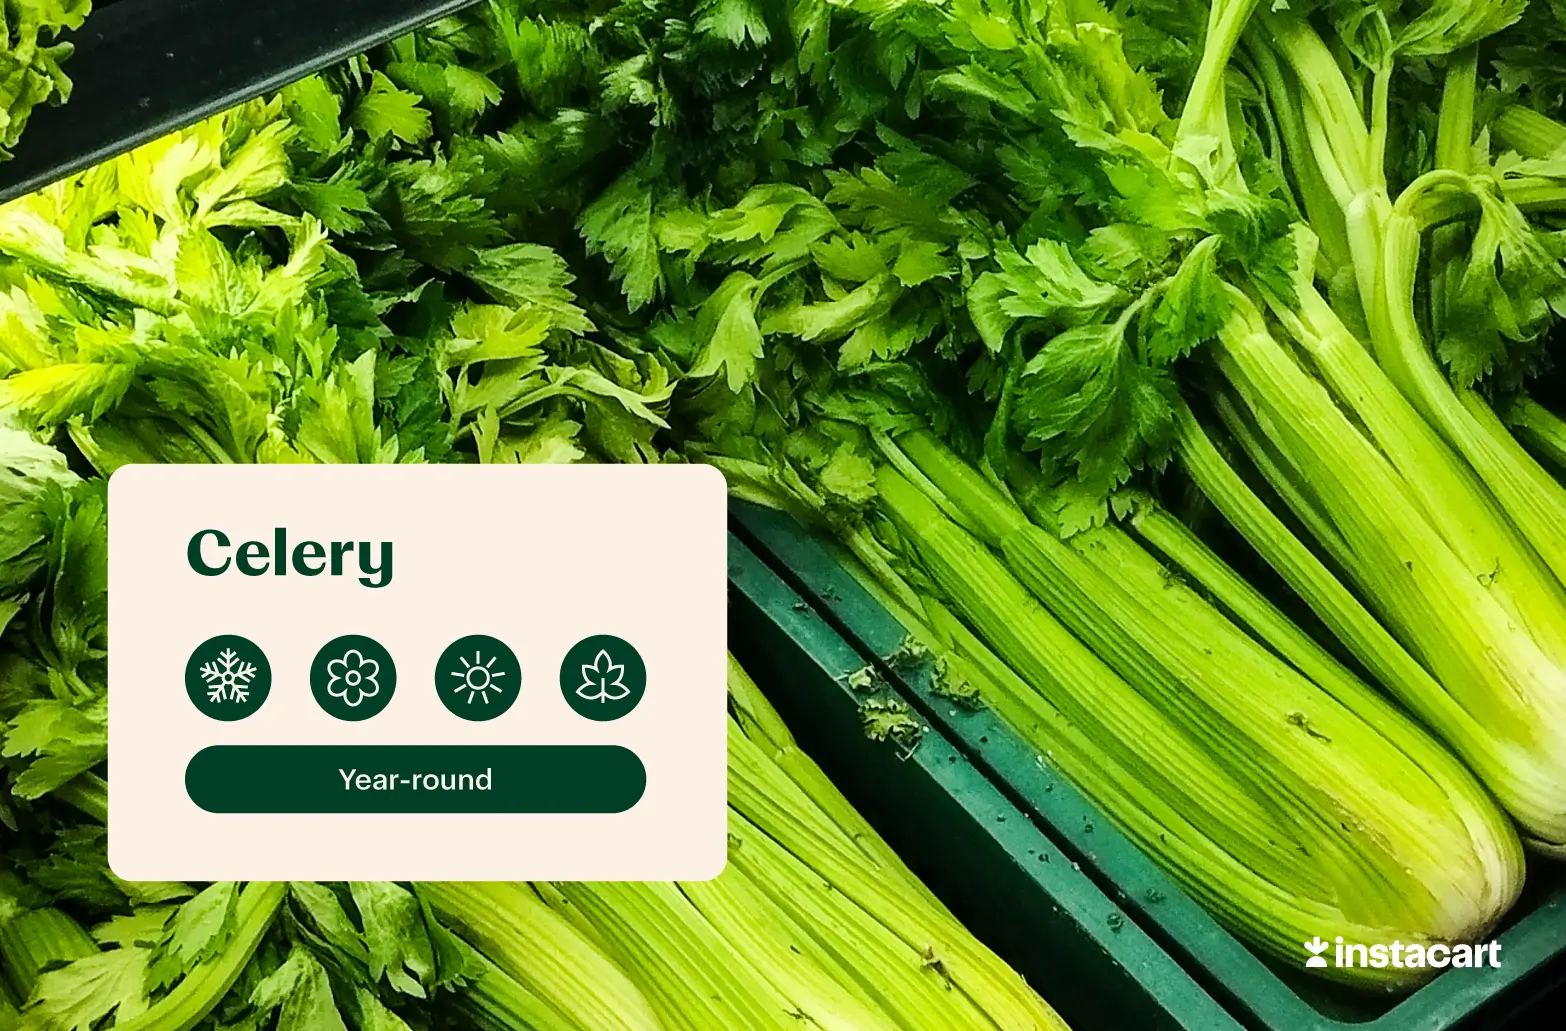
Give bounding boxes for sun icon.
[451,651,507,704]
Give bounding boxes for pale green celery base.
[1129,500,1523,923]
[898,433,1520,936]
[727,708,1069,1031]
[1208,297,1566,846]
[865,463,1508,986]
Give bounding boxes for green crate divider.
[730,502,1566,1031]
[727,531,1246,1031]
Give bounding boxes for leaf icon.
[577,649,630,703]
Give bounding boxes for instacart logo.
[1303,936,1502,971]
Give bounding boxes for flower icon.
[326,648,381,707]
[577,649,630,704]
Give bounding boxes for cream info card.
[108,464,728,880]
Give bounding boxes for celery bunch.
[707,408,1522,989]
[5,0,1566,1013]
[0,658,1068,1031]
[426,656,1071,1031]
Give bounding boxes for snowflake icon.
[577,649,630,704]
[187,636,271,720]
[198,648,259,704]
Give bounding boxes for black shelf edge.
[0,0,480,204]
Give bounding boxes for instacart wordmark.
[1303,936,1501,971]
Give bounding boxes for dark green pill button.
[185,745,645,813]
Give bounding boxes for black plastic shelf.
[0,0,479,204]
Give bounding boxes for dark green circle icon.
[436,635,521,721]
[311,635,397,721]
[186,635,271,721]
[560,635,645,721]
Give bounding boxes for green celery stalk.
[861,458,1518,984]
[1263,272,1566,657]
[1169,404,1495,765]
[1221,12,1566,850]
[891,431,1521,936]
[724,700,1069,1029]
[104,883,284,1031]
[551,880,801,1031]
[417,882,661,1031]
[1493,105,1566,160]
[678,847,909,1031]
[50,773,107,824]
[1207,287,1566,850]
[1507,396,1566,475]
[0,910,95,1003]
[718,811,1004,1031]
[451,954,580,1031]
[1130,500,1379,691]
[725,656,949,913]
[876,460,1484,977]
[1374,204,1566,590]
[1250,9,1566,637]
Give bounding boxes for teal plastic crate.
[731,502,1566,1031]
[727,531,1246,1031]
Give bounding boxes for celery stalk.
[1373,206,1566,591]
[1258,26,1566,590]
[1195,5,1566,848]
[1493,105,1566,159]
[725,706,1069,1028]
[725,656,948,912]
[1507,396,1566,475]
[719,812,1004,1031]
[678,855,908,1031]
[452,954,580,1031]
[854,446,1522,984]
[418,882,661,1031]
[900,432,1520,919]
[107,882,284,1031]
[0,910,95,1003]
[1209,290,1566,849]
[553,880,801,1031]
